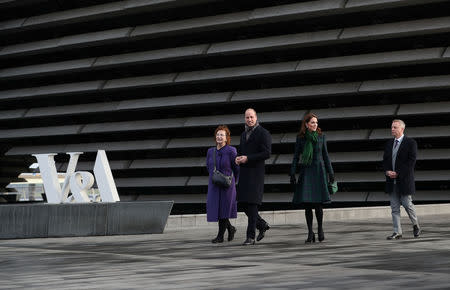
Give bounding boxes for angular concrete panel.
[23,2,124,26]
[0,58,96,79]
[7,139,168,156]
[114,177,188,187]
[25,102,119,118]
[0,109,26,120]
[314,104,397,119]
[232,82,360,101]
[208,29,340,54]
[59,27,131,47]
[0,201,173,239]
[107,201,173,234]
[95,45,208,67]
[176,61,298,83]
[118,92,230,110]
[0,80,102,100]
[65,139,168,152]
[81,118,185,134]
[251,0,345,21]
[398,101,450,116]
[131,11,250,37]
[340,17,450,40]
[184,114,242,127]
[47,203,107,237]
[0,125,81,139]
[0,204,49,239]
[103,73,176,90]
[360,75,450,92]
[166,137,222,149]
[370,125,450,139]
[130,157,205,169]
[297,47,444,72]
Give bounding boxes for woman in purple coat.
[206,125,240,243]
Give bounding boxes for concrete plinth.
[0,201,173,239]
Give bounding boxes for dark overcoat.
[290,134,334,204]
[236,125,272,205]
[206,145,240,222]
[382,136,417,195]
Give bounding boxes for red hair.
[214,125,231,145]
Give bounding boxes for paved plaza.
[1,213,450,289]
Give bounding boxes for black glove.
[329,174,335,183]
[290,174,296,185]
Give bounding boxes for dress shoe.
[305,232,315,244]
[413,225,421,238]
[386,233,402,240]
[228,226,236,242]
[242,238,255,245]
[256,224,270,242]
[318,230,325,242]
[211,236,224,243]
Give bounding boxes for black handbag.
[212,148,233,188]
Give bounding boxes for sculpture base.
[0,201,173,239]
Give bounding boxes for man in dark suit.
[383,119,420,240]
[235,108,272,245]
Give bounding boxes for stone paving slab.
[0,214,449,289]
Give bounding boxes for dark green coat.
[290,134,334,204]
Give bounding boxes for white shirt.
[393,134,404,149]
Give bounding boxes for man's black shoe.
[413,225,421,238]
[386,233,402,240]
[242,238,255,245]
[211,236,224,243]
[256,224,270,242]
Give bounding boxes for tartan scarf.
[245,122,259,141]
[302,130,318,166]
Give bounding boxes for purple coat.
[206,145,239,222]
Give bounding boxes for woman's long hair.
[298,113,322,137]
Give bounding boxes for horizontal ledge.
[48,148,450,171]
[6,124,450,155]
[1,46,449,97]
[1,13,450,69]
[113,170,450,187]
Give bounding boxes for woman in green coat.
[290,113,334,243]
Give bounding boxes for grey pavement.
[1,213,450,289]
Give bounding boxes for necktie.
[394,139,399,149]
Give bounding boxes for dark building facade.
[1,0,450,211]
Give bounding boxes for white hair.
[392,119,405,129]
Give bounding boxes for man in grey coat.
[236,108,272,245]
[383,119,421,240]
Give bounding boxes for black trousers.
[240,202,267,239]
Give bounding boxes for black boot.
[305,231,315,243]
[227,219,236,242]
[316,205,324,242]
[256,223,270,242]
[305,207,315,243]
[318,230,325,242]
[212,219,226,243]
